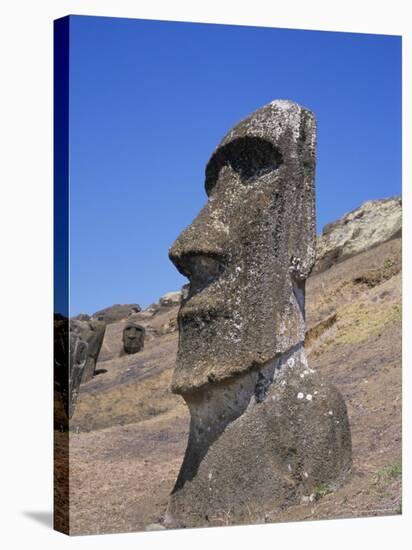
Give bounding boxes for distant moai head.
[122,322,145,354]
[169,100,316,394]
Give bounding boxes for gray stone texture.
[314,196,402,274]
[158,291,182,307]
[92,303,141,324]
[69,319,106,416]
[68,329,88,418]
[167,100,352,527]
[122,322,145,354]
[169,100,316,393]
[54,316,106,421]
[167,348,351,527]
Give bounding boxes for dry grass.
[335,301,401,346]
[66,237,402,534]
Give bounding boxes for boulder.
[314,196,401,274]
[158,291,182,307]
[92,303,141,324]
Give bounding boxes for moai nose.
[169,202,228,284]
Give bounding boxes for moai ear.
[288,108,317,282]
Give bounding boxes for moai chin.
[167,100,352,528]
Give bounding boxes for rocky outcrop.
[139,291,183,318]
[158,291,182,307]
[92,303,141,324]
[73,313,91,322]
[314,196,401,274]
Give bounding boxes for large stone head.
[122,322,145,354]
[169,100,316,394]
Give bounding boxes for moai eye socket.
[205,136,282,195]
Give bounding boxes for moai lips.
[166,100,352,528]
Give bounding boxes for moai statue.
[70,319,107,384]
[54,314,70,427]
[122,322,145,354]
[54,317,106,422]
[68,330,88,418]
[166,100,352,527]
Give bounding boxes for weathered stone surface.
[73,313,91,322]
[122,322,145,354]
[68,329,88,417]
[314,196,401,274]
[167,348,351,527]
[166,100,351,528]
[159,291,182,307]
[156,317,178,336]
[136,307,158,320]
[70,319,107,384]
[54,316,106,420]
[169,100,316,393]
[92,303,141,324]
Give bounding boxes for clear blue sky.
[68,15,401,315]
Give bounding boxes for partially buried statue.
[68,326,89,418]
[166,100,352,527]
[123,322,145,354]
[54,317,106,422]
[71,319,106,385]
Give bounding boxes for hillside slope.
[63,199,402,534]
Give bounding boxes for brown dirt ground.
[62,237,401,535]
